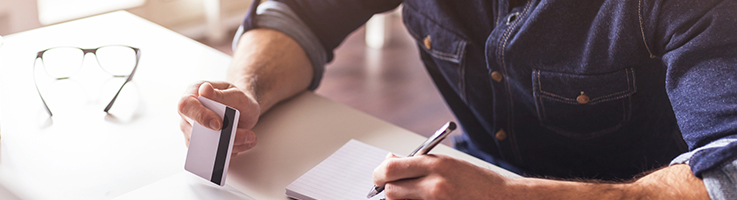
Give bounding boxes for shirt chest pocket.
[532,68,637,140]
[402,5,468,100]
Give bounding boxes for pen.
[366,121,457,199]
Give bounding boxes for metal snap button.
[577,91,590,104]
[491,71,503,82]
[506,12,520,25]
[496,129,507,141]
[423,35,432,50]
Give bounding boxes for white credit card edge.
[221,109,239,186]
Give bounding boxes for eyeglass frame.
[32,45,141,117]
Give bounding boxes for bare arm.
[511,164,708,199]
[226,28,313,114]
[373,154,709,200]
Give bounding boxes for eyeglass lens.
[95,46,137,76]
[42,47,85,78]
[42,46,137,78]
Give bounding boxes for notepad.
[286,139,389,200]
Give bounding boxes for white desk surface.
[0,11,517,200]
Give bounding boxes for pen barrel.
[408,122,456,156]
[417,135,445,155]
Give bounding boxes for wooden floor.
[202,13,460,145]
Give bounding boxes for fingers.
[377,155,461,200]
[180,120,192,147]
[198,82,226,102]
[178,94,222,130]
[196,81,260,130]
[183,81,232,97]
[232,143,256,154]
[233,129,256,146]
[373,154,432,186]
[232,128,257,154]
[384,178,424,200]
[233,129,246,146]
[203,81,234,90]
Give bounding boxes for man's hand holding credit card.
[184,96,240,186]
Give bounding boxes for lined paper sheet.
[286,139,389,200]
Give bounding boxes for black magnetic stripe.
[211,107,235,185]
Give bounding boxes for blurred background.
[0,0,459,144]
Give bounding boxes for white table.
[0,11,517,200]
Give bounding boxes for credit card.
[184,96,239,186]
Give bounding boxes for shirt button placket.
[491,7,527,164]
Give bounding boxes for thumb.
[198,82,225,102]
[386,153,400,159]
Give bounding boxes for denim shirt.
[236,0,737,198]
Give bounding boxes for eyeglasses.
[32,45,141,116]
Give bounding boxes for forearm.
[632,164,708,199]
[227,28,313,114]
[510,164,708,200]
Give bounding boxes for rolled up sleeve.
[233,0,401,90]
[642,0,737,198]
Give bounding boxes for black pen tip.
[448,122,457,131]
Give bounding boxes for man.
[179,0,736,199]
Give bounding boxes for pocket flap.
[532,68,637,105]
[402,6,466,63]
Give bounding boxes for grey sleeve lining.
[702,159,737,200]
[232,1,327,90]
[670,138,737,200]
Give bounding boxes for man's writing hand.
[372,153,513,200]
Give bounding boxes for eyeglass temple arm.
[104,48,141,113]
[33,57,54,116]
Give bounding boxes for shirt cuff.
[701,158,737,200]
[671,138,737,200]
[232,1,327,90]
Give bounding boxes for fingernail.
[209,120,221,130]
[246,133,256,143]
